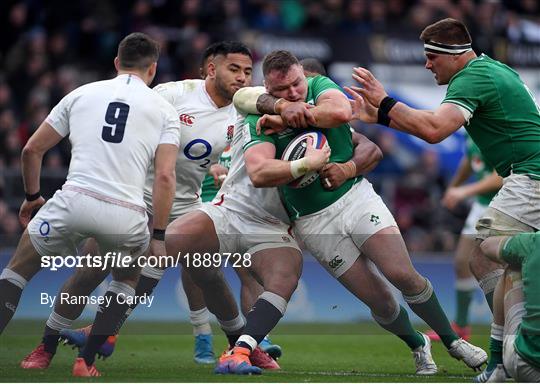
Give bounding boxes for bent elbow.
[373,145,383,162]
[423,132,444,144]
[334,108,352,125]
[155,170,176,188]
[22,143,39,159]
[249,172,265,188]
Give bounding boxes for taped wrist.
[232,86,266,114]
[340,161,357,179]
[290,158,309,179]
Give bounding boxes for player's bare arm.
[245,138,330,188]
[309,89,352,129]
[441,156,472,210]
[234,87,315,128]
[351,67,466,143]
[319,132,382,190]
[208,163,228,186]
[260,89,352,135]
[19,121,64,227]
[152,143,178,232]
[256,114,285,135]
[443,170,502,211]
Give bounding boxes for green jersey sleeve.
[307,75,342,104]
[443,70,495,115]
[241,114,275,151]
[501,233,540,266]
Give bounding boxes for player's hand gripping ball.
[281,131,329,188]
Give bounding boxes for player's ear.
[114,57,120,71]
[207,61,217,78]
[147,62,157,84]
[150,62,157,75]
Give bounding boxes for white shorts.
[198,204,300,255]
[461,201,488,235]
[487,174,540,230]
[294,179,397,278]
[146,199,202,222]
[28,189,150,261]
[503,302,540,382]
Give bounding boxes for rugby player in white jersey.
[163,60,386,375]
[0,33,180,377]
[17,41,273,370]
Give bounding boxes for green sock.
[486,337,503,371]
[405,280,459,349]
[486,324,504,371]
[374,305,424,350]
[484,291,494,313]
[455,289,474,327]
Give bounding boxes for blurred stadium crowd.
[0,0,539,249]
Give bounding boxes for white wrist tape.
[232,86,266,115]
[290,158,309,179]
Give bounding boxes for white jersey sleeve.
[153,81,185,107]
[212,114,291,225]
[159,99,181,147]
[58,74,181,208]
[144,79,236,219]
[154,82,183,146]
[46,91,75,137]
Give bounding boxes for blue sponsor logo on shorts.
[39,221,50,242]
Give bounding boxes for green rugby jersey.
[243,75,360,220]
[465,134,498,205]
[200,145,231,203]
[443,54,540,179]
[501,232,540,370]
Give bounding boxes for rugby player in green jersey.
[235,50,487,374]
[426,135,502,343]
[348,17,540,382]
[481,233,540,382]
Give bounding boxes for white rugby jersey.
[46,74,180,208]
[144,79,236,218]
[212,114,290,225]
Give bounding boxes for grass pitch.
[0,321,490,382]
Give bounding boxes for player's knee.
[469,247,488,279]
[191,267,226,288]
[386,268,422,293]
[371,299,399,321]
[264,272,298,301]
[112,265,141,285]
[69,267,108,293]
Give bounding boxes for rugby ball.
[281,131,329,189]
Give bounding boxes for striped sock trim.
[491,323,504,341]
[190,307,211,326]
[259,291,287,315]
[479,269,504,295]
[456,277,477,291]
[403,279,433,304]
[46,311,74,331]
[108,281,135,297]
[218,314,245,333]
[0,268,27,289]
[190,308,212,336]
[141,266,165,280]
